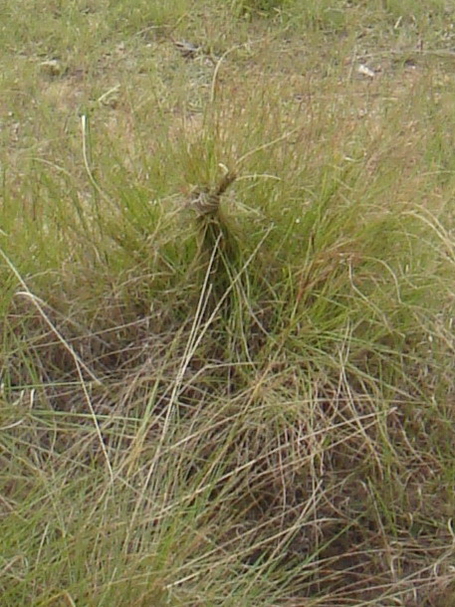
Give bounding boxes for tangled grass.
[1,1,455,605]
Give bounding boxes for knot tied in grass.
[184,167,242,320]
[187,169,237,217]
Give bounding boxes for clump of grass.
[2,2,455,606]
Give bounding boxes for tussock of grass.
[2,1,455,606]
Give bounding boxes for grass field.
[1,1,455,605]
